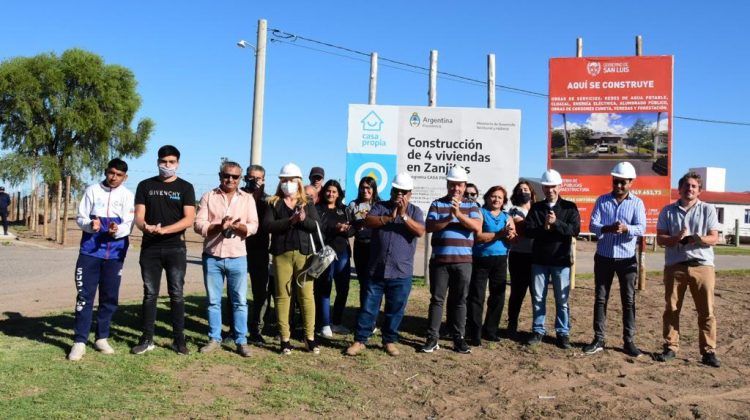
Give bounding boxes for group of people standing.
[66,146,722,369]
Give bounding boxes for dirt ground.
[4,224,750,418]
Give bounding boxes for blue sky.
[2,1,748,195]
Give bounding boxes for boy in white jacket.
[68,158,135,361]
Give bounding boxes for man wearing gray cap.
[304,166,325,204]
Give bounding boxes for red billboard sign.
[548,56,673,234]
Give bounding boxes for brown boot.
[384,343,400,356]
[346,342,366,356]
[236,344,252,358]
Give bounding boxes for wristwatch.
[402,215,409,223]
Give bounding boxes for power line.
[268,28,750,126]
[674,116,750,126]
[270,29,547,98]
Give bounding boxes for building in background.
[670,167,750,244]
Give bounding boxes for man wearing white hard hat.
[583,162,646,357]
[420,166,482,354]
[525,169,580,349]
[346,172,425,357]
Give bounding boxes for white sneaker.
[331,324,350,334]
[68,343,86,361]
[319,326,333,338]
[94,338,115,354]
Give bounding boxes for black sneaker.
[526,333,543,346]
[280,340,293,355]
[505,328,519,341]
[305,338,320,355]
[131,339,155,355]
[482,333,501,342]
[420,337,440,353]
[556,335,571,350]
[454,338,472,354]
[623,341,642,357]
[171,339,190,356]
[583,337,605,355]
[655,348,676,362]
[248,332,266,345]
[701,352,721,368]
[466,337,482,347]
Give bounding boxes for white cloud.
[650,117,669,132]
[585,113,628,134]
[553,121,581,131]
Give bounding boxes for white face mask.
[280,181,298,196]
[158,164,177,178]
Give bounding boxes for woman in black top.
[346,176,381,311]
[315,180,355,337]
[263,163,320,355]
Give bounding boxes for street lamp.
[237,19,267,166]
[236,40,256,51]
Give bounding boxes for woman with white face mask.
[263,163,321,355]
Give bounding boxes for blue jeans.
[355,276,412,344]
[202,254,248,344]
[530,264,571,336]
[314,249,351,328]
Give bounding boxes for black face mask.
[517,192,532,204]
[244,177,259,192]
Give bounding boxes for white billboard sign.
[346,105,521,212]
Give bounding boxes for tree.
[0,48,153,192]
[626,118,651,154]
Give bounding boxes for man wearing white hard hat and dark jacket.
[524,169,580,349]
[583,162,646,357]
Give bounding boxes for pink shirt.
[194,188,259,258]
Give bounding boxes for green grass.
[0,296,360,418]
[713,245,750,255]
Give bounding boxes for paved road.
[1,243,207,317]
[2,239,748,318]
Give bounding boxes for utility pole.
[250,19,268,165]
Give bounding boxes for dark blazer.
[525,197,580,267]
[263,198,320,256]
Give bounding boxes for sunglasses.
[393,188,409,196]
[466,193,478,198]
[220,173,241,180]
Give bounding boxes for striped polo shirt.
[589,192,646,258]
[427,196,481,264]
